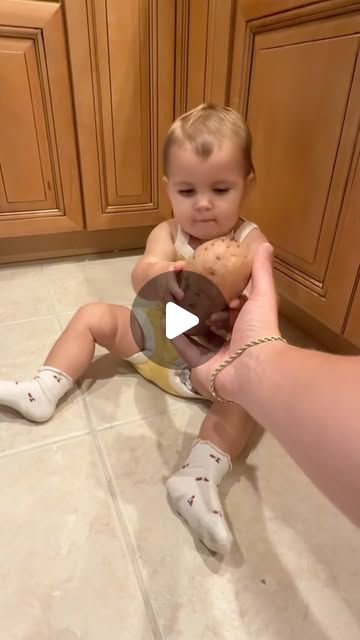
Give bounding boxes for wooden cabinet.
[0,0,358,348]
[0,0,83,237]
[63,0,175,231]
[229,0,360,341]
[0,0,176,244]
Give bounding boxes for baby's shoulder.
[167,218,178,244]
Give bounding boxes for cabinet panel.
[247,28,357,277]
[230,1,360,334]
[0,38,55,209]
[64,0,175,231]
[175,0,234,112]
[94,0,151,205]
[0,0,83,238]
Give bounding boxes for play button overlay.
[130,269,229,369]
[165,302,199,339]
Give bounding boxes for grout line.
[0,428,90,461]
[80,395,163,640]
[87,407,179,434]
[40,263,61,318]
[0,314,56,328]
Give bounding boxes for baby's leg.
[44,303,142,379]
[0,303,142,422]
[167,402,254,554]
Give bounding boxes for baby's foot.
[166,440,233,554]
[0,367,72,422]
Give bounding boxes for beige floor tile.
[99,408,360,640]
[44,252,140,314]
[0,318,89,454]
[57,313,203,429]
[81,349,205,429]
[0,263,53,323]
[0,436,156,640]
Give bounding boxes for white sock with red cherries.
[166,439,233,554]
[0,366,73,422]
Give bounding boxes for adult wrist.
[214,339,288,406]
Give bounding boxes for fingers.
[229,294,248,312]
[169,284,184,301]
[170,334,205,368]
[228,297,242,309]
[207,310,228,326]
[209,296,246,328]
[173,260,187,271]
[168,270,184,301]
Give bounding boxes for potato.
[178,236,251,335]
[188,236,251,301]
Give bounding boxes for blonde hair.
[163,103,254,177]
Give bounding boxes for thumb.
[250,243,276,301]
[172,260,186,271]
[170,334,205,368]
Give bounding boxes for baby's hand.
[207,294,248,332]
[162,260,186,303]
[228,296,245,310]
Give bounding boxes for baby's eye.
[213,187,230,194]
[178,189,195,197]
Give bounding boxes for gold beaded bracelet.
[210,336,287,403]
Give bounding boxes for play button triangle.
[165,301,199,340]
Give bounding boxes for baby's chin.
[186,223,231,241]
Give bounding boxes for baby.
[0,104,267,554]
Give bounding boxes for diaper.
[125,303,203,399]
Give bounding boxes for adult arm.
[172,243,360,525]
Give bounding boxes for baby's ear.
[244,171,256,199]
[246,170,255,185]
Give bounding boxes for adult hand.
[171,243,281,398]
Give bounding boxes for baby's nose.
[195,194,212,210]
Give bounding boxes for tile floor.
[0,252,359,640]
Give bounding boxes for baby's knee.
[73,302,112,332]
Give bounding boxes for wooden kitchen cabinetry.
[0,0,83,237]
[229,0,360,346]
[0,0,176,250]
[63,0,175,231]
[0,0,358,349]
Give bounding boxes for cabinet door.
[0,0,83,238]
[64,0,175,231]
[230,1,360,334]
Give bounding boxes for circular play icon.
[130,270,229,369]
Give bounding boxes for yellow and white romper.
[124,220,259,398]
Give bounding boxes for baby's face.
[164,140,249,240]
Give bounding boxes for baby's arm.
[131,220,185,299]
